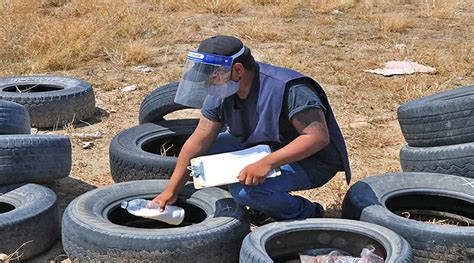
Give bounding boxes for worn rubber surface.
[0,135,71,185]
[342,172,474,261]
[240,218,413,263]
[397,85,474,147]
[139,82,193,124]
[400,143,474,178]
[109,120,197,182]
[0,184,59,260]
[62,180,250,262]
[0,76,95,128]
[0,100,30,134]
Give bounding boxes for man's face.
[207,66,231,85]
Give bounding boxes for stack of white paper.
[189,145,280,189]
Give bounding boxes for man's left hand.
[238,160,273,186]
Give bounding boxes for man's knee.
[228,183,261,206]
[229,183,247,205]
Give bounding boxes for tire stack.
[0,100,72,260]
[398,85,474,179]
[342,85,474,262]
[109,82,198,183]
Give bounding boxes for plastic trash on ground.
[299,246,384,263]
[121,198,185,225]
[364,60,436,77]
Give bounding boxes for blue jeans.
[207,132,318,221]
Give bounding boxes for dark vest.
[224,62,351,183]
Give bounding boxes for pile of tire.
[109,82,197,183]
[398,85,474,178]
[0,100,72,260]
[342,85,474,262]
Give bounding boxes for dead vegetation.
[0,241,33,263]
[399,211,472,226]
[0,0,472,259]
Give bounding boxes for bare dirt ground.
[0,0,472,262]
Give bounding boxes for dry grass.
[377,14,415,33]
[0,241,33,263]
[398,211,472,226]
[324,177,350,217]
[310,0,358,12]
[237,19,284,42]
[1,0,470,75]
[192,0,242,14]
[418,0,469,18]
[0,0,175,72]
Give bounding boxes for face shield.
[174,46,245,109]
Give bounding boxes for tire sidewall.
[398,85,474,115]
[0,76,91,98]
[240,219,413,263]
[109,120,198,182]
[0,184,59,259]
[343,173,474,259]
[139,82,185,123]
[110,122,187,167]
[0,135,72,185]
[62,180,249,260]
[0,100,30,134]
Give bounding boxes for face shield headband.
[174,46,246,108]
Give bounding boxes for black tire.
[0,183,26,193]
[0,100,30,134]
[0,184,59,260]
[0,135,71,185]
[240,218,413,263]
[139,82,193,124]
[342,172,474,261]
[397,85,474,147]
[400,143,474,179]
[0,76,96,128]
[109,120,197,183]
[62,180,250,262]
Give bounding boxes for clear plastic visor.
[174,49,243,108]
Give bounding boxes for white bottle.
[121,199,185,226]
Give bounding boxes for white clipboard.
[188,145,281,189]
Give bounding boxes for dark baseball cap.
[197,35,244,56]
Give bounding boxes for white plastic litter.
[81,141,94,149]
[121,199,185,225]
[71,131,103,140]
[121,85,137,92]
[300,246,384,263]
[364,60,436,77]
[395,44,406,50]
[132,65,153,73]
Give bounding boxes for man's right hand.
[151,190,177,211]
[150,116,222,212]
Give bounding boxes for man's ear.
[232,63,244,79]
